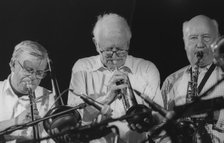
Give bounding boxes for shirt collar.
[93,55,133,74]
[186,63,213,73]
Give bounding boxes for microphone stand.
[146,77,224,143]
[0,103,86,136]
[2,108,147,143]
[23,124,119,143]
[28,88,40,143]
[47,58,64,106]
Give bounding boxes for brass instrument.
[174,51,202,142]
[186,51,203,103]
[26,82,40,143]
[212,36,224,70]
[43,59,82,143]
[175,51,214,143]
[115,68,152,132]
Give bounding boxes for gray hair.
[92,13,132,44]
[10,40,48,66]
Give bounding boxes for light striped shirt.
[161,64,224,143]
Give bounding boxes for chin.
[198,59,212,67]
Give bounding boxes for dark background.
[0,0,223,103]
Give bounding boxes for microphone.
[134,90,175,120]
[69,89,111,116]
[174,96,224,117]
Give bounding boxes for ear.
[182,21,188,40]
[92,37,100,53]
[9,60,16,72]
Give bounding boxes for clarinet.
[174,51,212,143]
[27,82,40,143]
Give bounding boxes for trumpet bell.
[126,104,153,132]
[212,37,224,69]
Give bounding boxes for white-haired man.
[161,15,224,143]
[68,13,164,143]
[0,40,55,143]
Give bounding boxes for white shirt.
[161,64,224,143]
[0,76,56,143]
[68,55,163,143]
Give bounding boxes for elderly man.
[0,40,55,143]
[161,15,224,143]
[67,13,164,143]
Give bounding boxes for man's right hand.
[50,127,80,143]
[103,70,129,105]
[15,108,40,125]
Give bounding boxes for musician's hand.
[15,108,40,125]
[127,106,154,133]
[128,116,153,133]
[104,71,128,104]
[50,127,79,143]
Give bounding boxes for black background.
[0,0,223,103]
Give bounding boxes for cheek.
[100,55,107,64]
[185,46,194,57]
[120,57,126,63]
[30,78,41,86]
[14,72,25,84]
[203,48,214,59]
[12,72,27,92]
[186,42,196,50]
[185,47,195,63]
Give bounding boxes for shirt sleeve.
[68,65,86,107]
[161,75,178,111]
[161,77,171,110]
[68,60,100,123]
[142,62,164,108]
[161,69,185,111]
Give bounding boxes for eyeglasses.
[100,48,128,57]
[17,61,49,79]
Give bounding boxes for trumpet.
[115,69,152,132]
[117,76,137,112]
[26,82,40,143]
[212,36,224,70]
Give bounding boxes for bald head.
[183,15,219,40]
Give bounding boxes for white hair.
[10,40,48,66]
[92,13,132,44]
[182,15,219,39]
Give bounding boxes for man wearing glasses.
[68,13,164,143]
[0,40,55,143]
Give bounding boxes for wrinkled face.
[184,20,216,67]
[10,54,48,94]
[97,31,129,70]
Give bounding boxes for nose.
[111,47,119,57]
[196,37,206,49]
[28,72,38,80]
